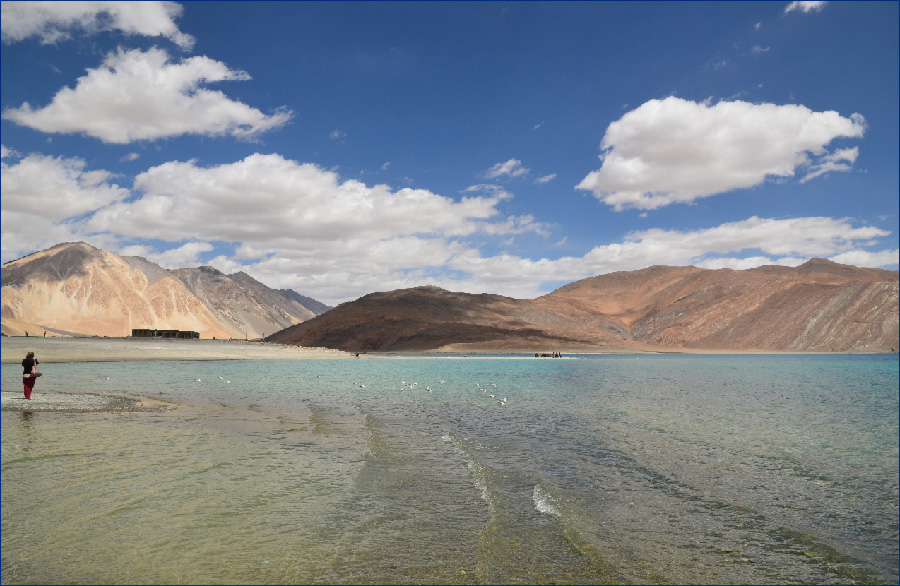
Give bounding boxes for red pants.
[23,376,35,400]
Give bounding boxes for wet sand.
[1,390,173,413]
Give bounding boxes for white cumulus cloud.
[1,1,194,48]
[76,153,551,303]
[3,149,894,304]
[1,152,129,261]
[2,47,292,143]
[119,240,214,268]
[829,249,899,267]
[576,97,866,210]
[95,153,520,242]
[443,216,894,298]
[784,1,827,14]
[1,153,128,220]
[485,158,529,179]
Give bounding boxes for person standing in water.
[22,351,39,400]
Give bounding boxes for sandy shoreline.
[2,336,875,365]
[1,336,351,364]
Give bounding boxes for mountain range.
[268,260,898,353]
[3,242,897,353]
[1,242,330,339]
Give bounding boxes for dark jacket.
[22,358,39,375]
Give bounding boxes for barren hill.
[267,286,625,352]
[269,260,899,353]
[1,242,327,339]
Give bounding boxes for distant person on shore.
[22,351,39,400]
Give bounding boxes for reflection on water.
[2,355,897,584]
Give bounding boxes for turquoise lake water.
[2,354,897,584]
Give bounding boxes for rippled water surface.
[2,354,897,584]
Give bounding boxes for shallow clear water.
[2,354,897,584]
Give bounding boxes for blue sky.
[2,0,897,305]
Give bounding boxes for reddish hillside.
[267,286,629,352]
[535,260,898,352]
[270,260,898,353]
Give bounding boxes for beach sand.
[1,336,351,364]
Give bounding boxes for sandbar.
[1,390,173,413]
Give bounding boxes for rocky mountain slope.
[276,289,332,315]
[268,260,899,353]
[1,242,327,339]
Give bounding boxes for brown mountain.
[268,286,616,352]
[268,260,899,353]
[1,242,327,339]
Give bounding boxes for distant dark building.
[132,329,199,339]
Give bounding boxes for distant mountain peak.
[798,257,843,270]
[411,285,449,294]
[1,243,330,339]
[197,265,225,276]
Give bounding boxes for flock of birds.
[179,374,510,406]
[357,379,512,406]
